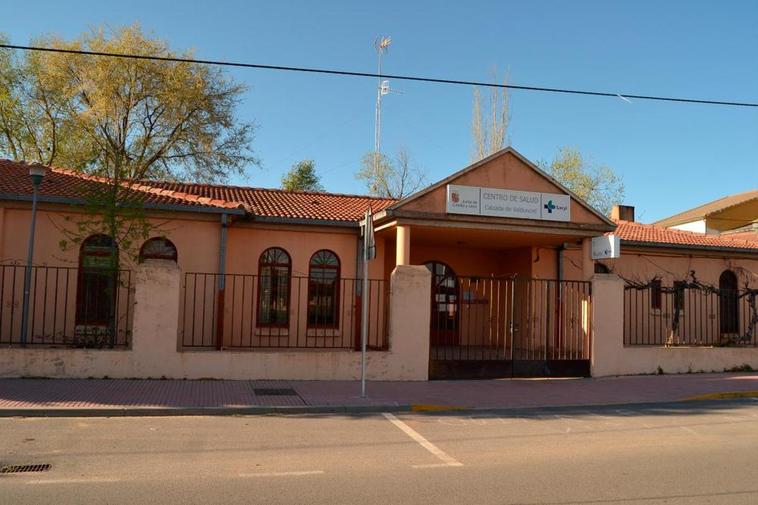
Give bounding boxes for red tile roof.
[0,159,395,222]
[613,220,758,251]
[141,182,396,222]
[0,159,244,211]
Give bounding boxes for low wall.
[591,273,758,376]
[0,262,431,381]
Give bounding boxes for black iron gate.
[429,276,592,379]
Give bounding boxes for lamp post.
[20,164,46,345]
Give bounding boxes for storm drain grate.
[253,388,299,396]
[0,464,51,474]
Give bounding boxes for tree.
[0,25,258,260]
[470,70,510,162]
[542,147,625,216]
[281,159,323,192]
[356,148,425,199]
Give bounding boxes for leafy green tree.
[0,25,258,261]
[281,159,323,192]
[541,147,625,216]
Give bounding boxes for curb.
[0,404,413,418]
[682,390,758,402]
[1,395,756,418]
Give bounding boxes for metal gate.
[429,276,592,379]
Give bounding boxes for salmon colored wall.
[197,222,388,350]
[0,204,220,273]
[225,223,359,277]
[0,203,388,352]
[592,273,758,377]
[406,244,532,278]
[0,203,385,279]
[601,249,758,347]
[399,151,604,225]
[602,250,758,288]
[531,246,587,281]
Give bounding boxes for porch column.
[396,225,411,266]
[581,237,594,280]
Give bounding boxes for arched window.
[719,270,739,335]
[257,247,291,327]
[139,237,177,262]
[76,234,118,329]
[308,250,340,328]
[424,261,458,345]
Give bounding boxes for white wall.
[670,220,707,234]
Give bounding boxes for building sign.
[591,235,621,259]
[445,185,481,215]
[446,184,571,222]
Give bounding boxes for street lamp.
[20,164,46,345]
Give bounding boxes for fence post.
[388,265,431,380]
[590,273,625,377]
[131,259,181,376]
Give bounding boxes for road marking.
[26,478,121,485]
[238,470,324,478]
[412,463,458,469]
[383,412,463,467]
[680,426,700,436]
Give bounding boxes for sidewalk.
[1,373,757,416]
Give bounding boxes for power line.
[1,43,757,108]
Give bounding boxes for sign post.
[360,207,375,398]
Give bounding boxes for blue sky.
[4,0,757,222]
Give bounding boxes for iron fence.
[0,265,134,348]
[180,273,389,350]
[624,283,758,346]
[430,276,592,362]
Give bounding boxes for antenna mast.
[373,36,391,164]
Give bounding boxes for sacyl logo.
[543,200,556,214]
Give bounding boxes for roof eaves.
[248,215,360,228]
[620,239,758,256]
[705,195,758,219]
[653,190,758,227]
[0,192,246,215]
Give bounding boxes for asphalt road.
[2,401,758,504]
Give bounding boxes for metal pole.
[20,182,41,345]
[215,213,228,350]
[360,223,369,398]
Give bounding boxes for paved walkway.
[1,373,757,415]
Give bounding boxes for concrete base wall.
[591,273,758,377]
[595,346,758,376]
[0,262,431,381]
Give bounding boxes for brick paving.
[0,373,756,413]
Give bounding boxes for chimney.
[611,204,635,222]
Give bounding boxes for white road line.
[680,426,700,436]
[383,412,463,468]
[26,478,121,485]
[238,470,324,478]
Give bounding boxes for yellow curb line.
[683,391,758,401]
[410,404,467,412]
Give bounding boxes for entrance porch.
[375,221,599,379]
